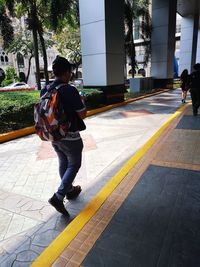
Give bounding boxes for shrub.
[0,88,104,134]
[0,91,40,133]
[79,88,104,108]
[1,79,14,87]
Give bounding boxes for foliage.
[1,66,19,86]
[7,31,34,57]
[0,0,14,48]
[4,0,74,87]
[1,79,13,86]
[54,25,81,72]
[0,88,104,133]
[80,89,104,108]
[53,1,81,76]
[0,91,40,133]
[124,0,152,77]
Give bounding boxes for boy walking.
[42,56,86,216]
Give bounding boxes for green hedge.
[0,91,40,133]
[80,88,104,108]
[0,89,105,134]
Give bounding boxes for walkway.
[0,89,197,267]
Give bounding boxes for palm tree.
[4,0,73,89]
[0,3,14,49]
[124,0,151,78]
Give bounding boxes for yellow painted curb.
[31,102,189,267]
[0,126,36,144]
[0,88,171,144]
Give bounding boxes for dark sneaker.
[66,185,82,200]
[48,194,69,216]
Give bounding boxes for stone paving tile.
[120,109,154,117]
[176,114,200,130]
[154,129,200,165]
[82,167,200,267]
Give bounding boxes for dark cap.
[52,56,72,76]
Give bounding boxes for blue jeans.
[52,138,83,199]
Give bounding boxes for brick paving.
[0,89,189,266]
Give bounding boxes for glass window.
[134,18,140,40]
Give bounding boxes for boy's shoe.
[48,194,69,216]
[66,185,82,200]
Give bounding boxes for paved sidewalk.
[40,101,200,267]
[0,89,187,267]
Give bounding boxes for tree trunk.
[32,28,41,90]
[130,33,136,78]
[30,2,41,90]
[26,54,33,83]
[75,65,78,78]
[38,29,49,84]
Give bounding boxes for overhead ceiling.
[177,0,200,17]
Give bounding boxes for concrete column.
[179,14,199,74]
[196,29,200,64]
[151,0,177,84]
[79,0,125,103]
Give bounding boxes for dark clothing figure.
[44,56,87,216]
[190,64,200,116]
[180,69,189,103]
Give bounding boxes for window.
[134,18,140,40]
[17,53,25,68]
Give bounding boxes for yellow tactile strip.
[31,103,190,267]
[0,89,171,143]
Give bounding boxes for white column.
[179,14,199,74]
[151,0,177,79]
[79,0,124,87]
[196,29,200,64]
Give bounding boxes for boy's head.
[52,56,72,81]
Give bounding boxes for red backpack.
[34,84,70,141]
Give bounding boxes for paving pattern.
[0,89,186,266]
[52,102,200,267]
[82,106,200,267]
[83,166,200,267]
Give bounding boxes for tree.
[6,31,34,82]
[0,0,14,49]
[2,65,19,86]
[54,24,81,78]
[53,0,81,78]
[4,0,73,89]
[124,0,151,78]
